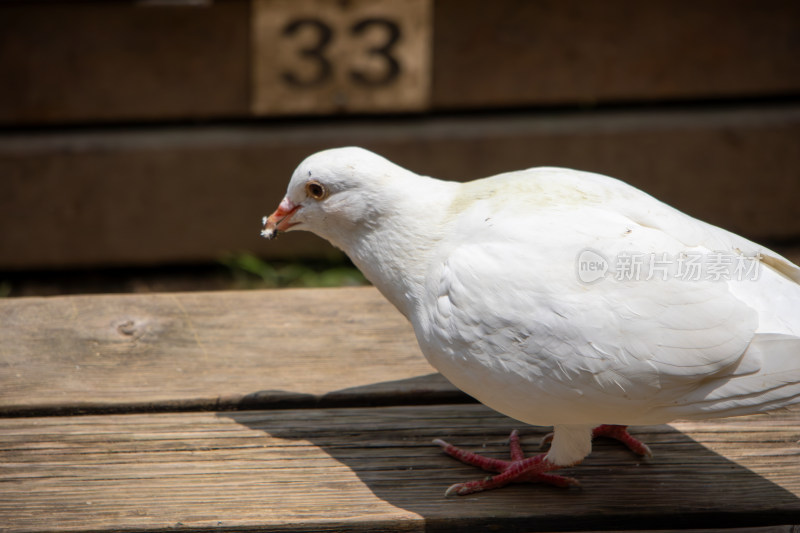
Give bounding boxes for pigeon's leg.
[433,430,580,496]
[540,424,652,457]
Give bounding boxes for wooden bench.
[1,286,798,532]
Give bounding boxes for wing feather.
[414,167,799,425]
[417,199,760,425]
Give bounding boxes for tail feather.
[761,253,800,285]
[657,333,800,420]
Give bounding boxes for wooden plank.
[1,1,799,124]
[1,405,798,532]
[1,104,798,269]
[0,0,250,125]
[251,0,432,115]
[432,0,800,109]
[0,287,464,415]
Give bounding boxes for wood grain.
[1,286,798,531]
[1,404,798,532]
[0,287,466,415]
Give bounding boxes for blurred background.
[1,0,798,296]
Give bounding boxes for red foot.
[592,424,653,457]
[433,430,580,496]
[539,424,653,457]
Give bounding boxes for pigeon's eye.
[305,180,328,200]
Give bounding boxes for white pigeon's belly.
[413,323,661,427]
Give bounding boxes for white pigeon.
[261,146,800,496]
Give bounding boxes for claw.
[444,483,467,497]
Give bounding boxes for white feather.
[271,147,800,467]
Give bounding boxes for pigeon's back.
[479,166,800,335]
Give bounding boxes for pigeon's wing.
[419,200,774,425]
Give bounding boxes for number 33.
[281,18,401,88]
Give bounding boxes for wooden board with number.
[251,0,432,115]
[2,0,798,124]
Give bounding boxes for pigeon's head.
[261,147,412,247]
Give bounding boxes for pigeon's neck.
[341,176,457,320]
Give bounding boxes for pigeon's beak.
[261,197,300,240]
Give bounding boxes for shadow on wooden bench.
[222,376,800,531]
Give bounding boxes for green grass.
[0,255,369,297]
[220,252,369,289]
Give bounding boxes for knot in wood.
[116,319,138,336]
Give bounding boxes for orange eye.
[305,180,328,200]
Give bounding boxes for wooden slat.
[0,0,250,125]
[2,104,798,269]
[432,0,800,109]
[1,404,798,532]
[1,0,798,124]
[0,287,465,415]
